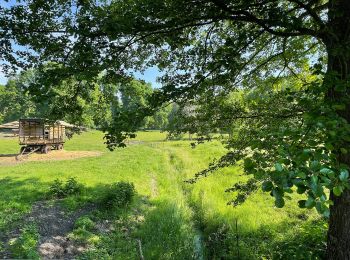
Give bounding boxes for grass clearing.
[0,130,327,259]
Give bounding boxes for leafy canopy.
[1,0,350,217]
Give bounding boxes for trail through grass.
[0,131,327,259]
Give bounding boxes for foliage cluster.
[101,182,135,209]
[48,177,83,199]
[0,71,176,133]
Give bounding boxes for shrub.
[48,177,83,199]
[49,179,65,198]
[101,182,135,208]
[65,177,83,195]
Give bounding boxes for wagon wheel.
[19,146,26,154]
[58,144,64,150]
[42,146,51,154]
[16,146,26,160]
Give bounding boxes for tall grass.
[0,131,327,259]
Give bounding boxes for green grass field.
[0,131,327,259]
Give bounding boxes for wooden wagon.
[18,118,66,154]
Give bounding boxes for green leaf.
[320,168,334,175]
[284,187,293,193]
[333,186,343,196]
[296,171,307,179]
[262,181,273,192]
[296,185,307,194]
[311,175,318,185]
[324,143,334,150]
[310,161,320,170]
[314,184,324,197]
[320,176,332,186]
[303,149,311,154]
[292,178,304,186]
[272,188,283,199]
[298,200,306,208]
[305,197,316,209]
[275,163,283,172]
[275,198,285,208]
[244,158,255,171]
[280,158,290,165]
[284,195,292,200]
[339,169,349,182]
[325,200,334,206]
[315,202,324,214]
[322,208,330,218]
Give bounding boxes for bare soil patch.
[0,150,102,166]
[33,202,96,259]
[1,201,97,259]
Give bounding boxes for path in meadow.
[1,201,96,259]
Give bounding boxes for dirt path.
[34,202,96,259]
[1,201,96,259]
[0,150,102,166]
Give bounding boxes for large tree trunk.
[327,190,350,259]
[325,0,350,259]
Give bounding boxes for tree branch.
[288,0,325,26]
[210,0,320,38]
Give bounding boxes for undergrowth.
[9,224,40,259]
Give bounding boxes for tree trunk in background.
[325,0,350,258]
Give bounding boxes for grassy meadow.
[0,131,327,259]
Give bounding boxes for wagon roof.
[0,119,78,129]
[0,120,19,129]
[56,120,77,128]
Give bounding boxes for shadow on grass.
[0,177,45,202]
[0,177,47,259]
[192,211,327,260]
[233,219,327,260]
[0,177,46,232]
[0,154,17,157]
[0,176,327,260]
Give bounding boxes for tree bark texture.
[325,0,350,259]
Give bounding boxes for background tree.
[144,104,172,131]
[0,70,38,123]
[2,0,350,257]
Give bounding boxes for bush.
[48,177,83,199]
[101,182,135,208]
[49,179,65,198]
[65,177,83,195]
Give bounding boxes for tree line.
[0,69,179,133]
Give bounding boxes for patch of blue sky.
[132,66,163,89]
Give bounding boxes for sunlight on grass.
[0,130,326,259]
